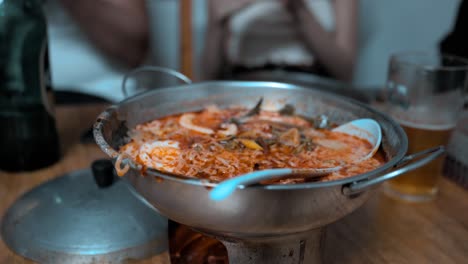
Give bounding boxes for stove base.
[218,228,325,264]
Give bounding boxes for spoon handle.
[209,168,336,201]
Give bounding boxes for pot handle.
[122,66,192,98]
[342,146,445,196]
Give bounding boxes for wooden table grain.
[1,103,467,264]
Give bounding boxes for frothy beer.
[384,51,468,201]
[386,107,455,200]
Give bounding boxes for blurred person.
[45,0,149,102]
[201,0,358,82]
[58,0,150,68]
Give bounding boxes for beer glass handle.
[122,66,192,98]
[342,146,445,196]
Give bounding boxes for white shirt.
[227,0,335,67]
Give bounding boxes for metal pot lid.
[1,160,168,264]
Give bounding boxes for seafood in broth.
[117,100,384,183]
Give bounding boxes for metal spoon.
[209,118,382,201]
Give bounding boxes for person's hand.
[282,0,308,20]
[210,0,256,22]
[59,0,149,67]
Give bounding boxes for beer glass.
[383,52,468,202]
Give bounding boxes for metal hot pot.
[93,79,443,264]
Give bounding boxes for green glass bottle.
[0,0,60,171]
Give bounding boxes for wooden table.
[1,103,467,264]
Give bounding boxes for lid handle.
[92,159,115,188]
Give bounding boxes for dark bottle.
[0,0,60,171]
